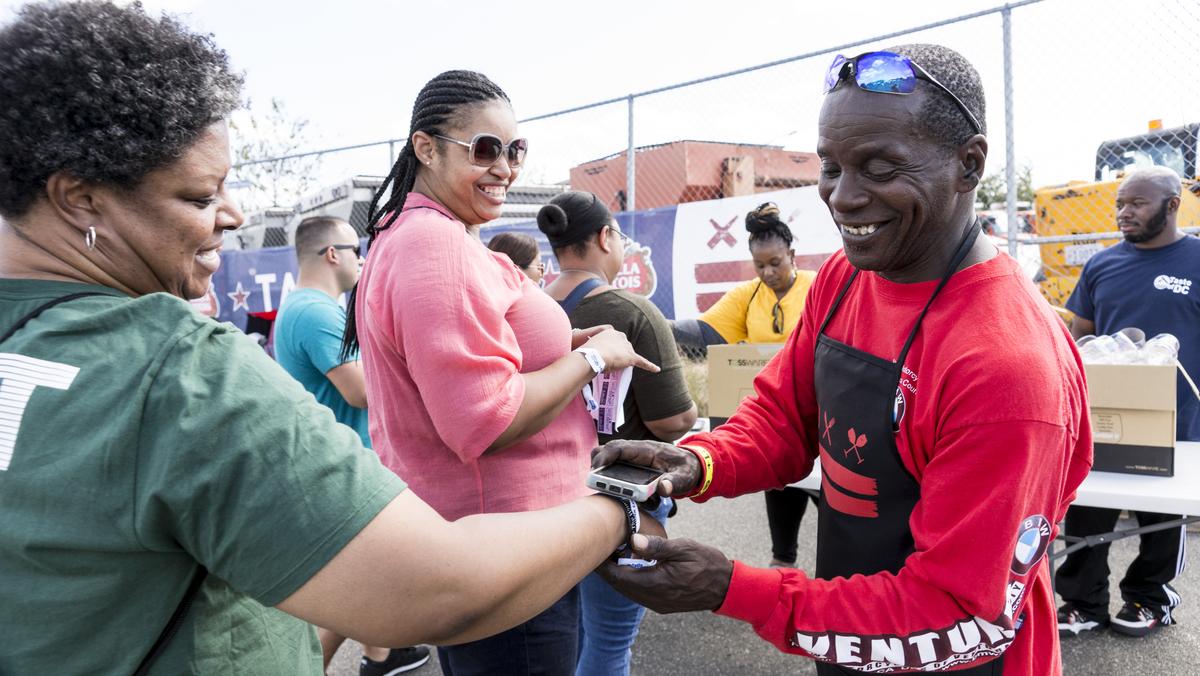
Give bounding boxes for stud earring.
[85,226,97,250]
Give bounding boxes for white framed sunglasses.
[434,133,528,168]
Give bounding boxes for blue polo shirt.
[274,288,371,448]
[1067,235,1200,440]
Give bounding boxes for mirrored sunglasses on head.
[823,50,982,135]
[434,133,528,168]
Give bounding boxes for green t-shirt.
[568,289,694,443]
[0,280,406,675]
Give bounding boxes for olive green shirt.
[0,280,405,675]
[568,289,694,443]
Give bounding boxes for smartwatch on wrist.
[574,347,605,375]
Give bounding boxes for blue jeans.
[575,498,673,676]
[437,585,579,676]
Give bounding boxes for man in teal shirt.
[274,216,429,673]
[275,216,371,447]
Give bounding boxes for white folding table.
[792,441,1199,561]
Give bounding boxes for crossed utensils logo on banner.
[707,216,737,249]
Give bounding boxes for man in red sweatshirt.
[596,43,1092,675]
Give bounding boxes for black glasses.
[771,300,785,335]
[434,133,528,168]
[824,51,982,135]
[607,226,631,246]
[322,244,361,257]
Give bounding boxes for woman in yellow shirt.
[682,202,817,569]
[696,202,816,344]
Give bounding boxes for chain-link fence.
[232,0,1200,336]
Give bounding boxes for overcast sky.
[3,0,1196,203]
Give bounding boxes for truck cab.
[1095,123,1199,182]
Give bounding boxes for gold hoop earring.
[85,226,97,251]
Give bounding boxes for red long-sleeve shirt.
[684,250,1092,674]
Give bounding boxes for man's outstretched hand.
[597,534,734,614]
[592,440,703,498]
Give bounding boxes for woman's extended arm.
[278,491,628,647]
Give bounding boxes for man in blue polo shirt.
[1056,166,1200,638]
[274,216,430,675]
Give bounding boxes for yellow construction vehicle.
[1034,122,1200,308]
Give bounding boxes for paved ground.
[330,491,1197,675]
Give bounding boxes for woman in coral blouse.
[341,70,656,676]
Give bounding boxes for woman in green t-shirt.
[0,3,649,674]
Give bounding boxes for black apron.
[812,223,1001,675]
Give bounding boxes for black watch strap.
[598,493,639,543]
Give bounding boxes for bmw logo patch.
[1010,515,1052,575]
[892,386,906,432]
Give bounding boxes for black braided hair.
[745,202,793,250]
[341,70,510,361]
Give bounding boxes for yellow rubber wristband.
[678,444,714,498]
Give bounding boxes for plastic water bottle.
[1079,334,1118,364]
[1142,333,1180,366]
[1109,331,1140,363]
[1116,326,1146,348]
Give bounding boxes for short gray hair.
[887,43,987,149]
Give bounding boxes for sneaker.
[1057,602,1109,636]
[360,646,431,676]
[1111,602,1170,637]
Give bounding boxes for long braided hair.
[340,70,510,360]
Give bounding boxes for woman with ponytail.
[345,71,659,675]
[539,191,696,676]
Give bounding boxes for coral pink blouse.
[357,193,596,520]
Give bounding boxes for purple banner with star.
[195,238,368,328]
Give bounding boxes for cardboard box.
[707,344,784,423]
[1085,363,1176,477]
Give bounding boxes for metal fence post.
[388,141,395,170]
[627,94,636,213]
[1002,5,1018,258]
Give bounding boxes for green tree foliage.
[976,163,1034,208]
